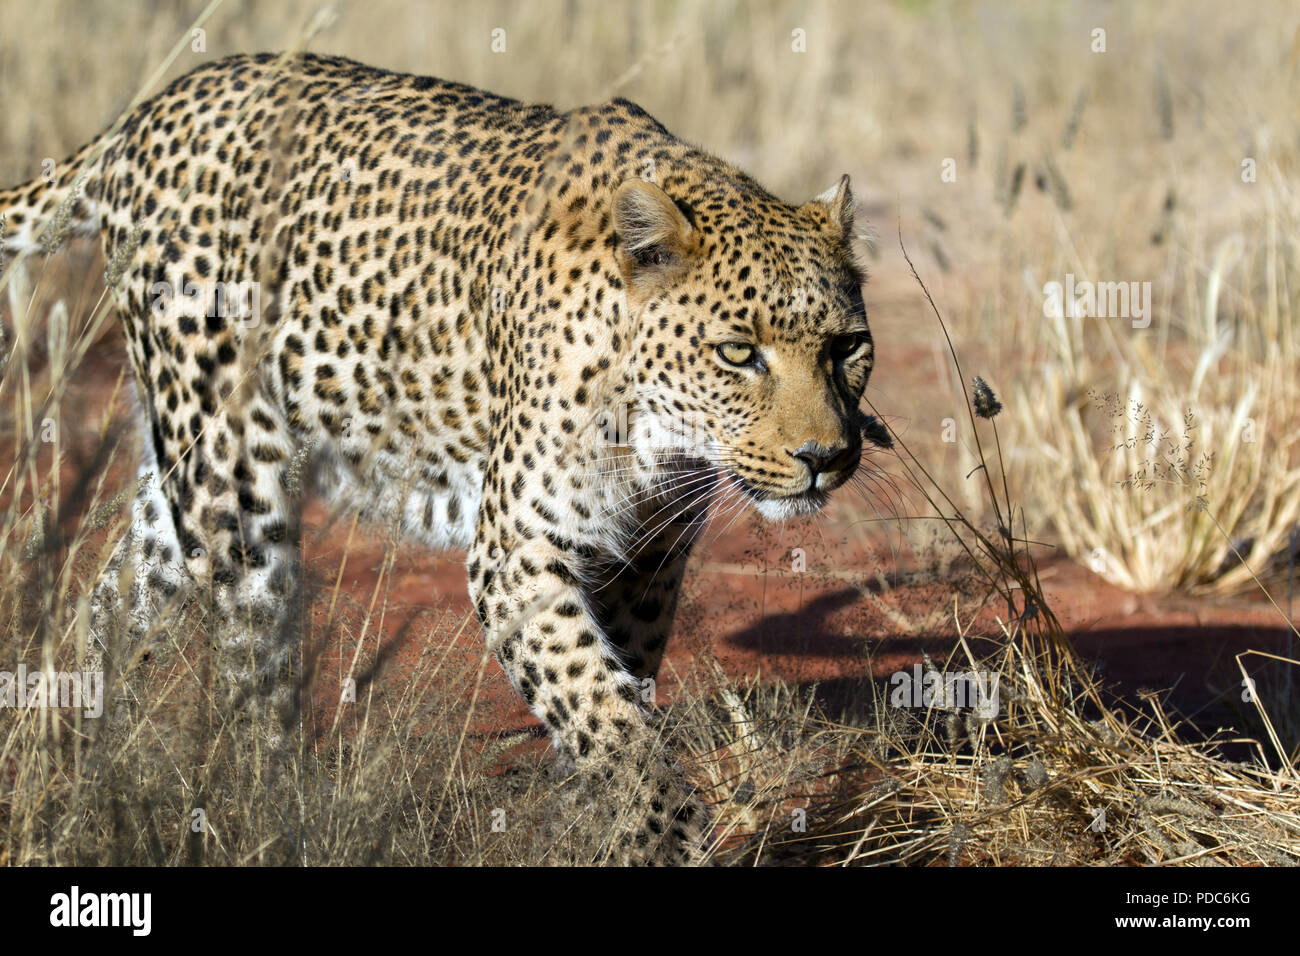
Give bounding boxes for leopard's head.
[613,172,873,519]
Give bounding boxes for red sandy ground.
[296,498,1293,752]
[5,250,1295,759]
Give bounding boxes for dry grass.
[795,625,1300,867]
[1013,188,1300,594]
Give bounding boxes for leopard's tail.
[0,131,115,264]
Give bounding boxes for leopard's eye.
[717,342,757,367]
[830,333,867,361]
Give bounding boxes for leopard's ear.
[612,179,695,278]
[808,173,855,237]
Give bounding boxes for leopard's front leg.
[468,478,706,864]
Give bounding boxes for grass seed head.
[972,376,1003,419]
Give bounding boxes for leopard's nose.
[790,440,853,478]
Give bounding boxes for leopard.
[0,52,875,864]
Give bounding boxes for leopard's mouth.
[665,450,848,519]
[731,475,832,519]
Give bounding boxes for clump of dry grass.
[790,620,1300,866]
[1012,192,1300,593]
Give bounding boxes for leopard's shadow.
[718,585,954,660]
